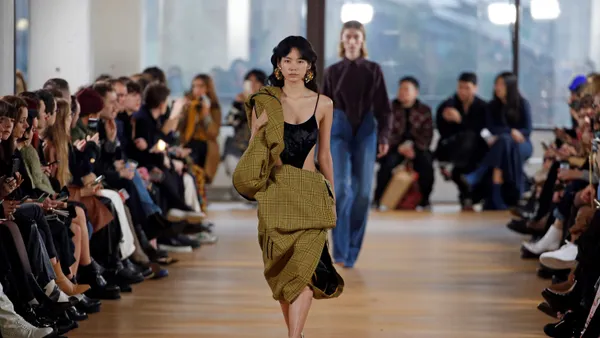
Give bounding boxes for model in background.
[323,20,393,268]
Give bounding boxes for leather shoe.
[543,311,582,337]
[542,287,578,314]
[537,301,558,319]
[66,306,88,321]
[75,294,101,314]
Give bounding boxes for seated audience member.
[374,76,434,210]
[462,71,533,210]
[130,82,212,249]
[435,72,488,210]
[567,75,589,129]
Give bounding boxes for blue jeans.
[331,109,377,268]
[132,170,162,217]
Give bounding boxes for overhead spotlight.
[487,2,516,25]
[16,18,29,31]
[531,0,560,20]
[340,3,374,24]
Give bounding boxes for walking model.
[233,36,344,338]
[323,20,393,268]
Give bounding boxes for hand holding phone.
[37,193,49,203]
[92,175,105,186]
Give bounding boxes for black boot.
[542,281,581,314]
[77,260,121,300]
[74,294,101,314]
[543,310,583,337]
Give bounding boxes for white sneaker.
[0,284,55,338]
[196,232,218,245]
[539,241,578,270]
[522,225,562,255]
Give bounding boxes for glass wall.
[15,0,29,82]
[519,1,594,128]
[142,0,307,110]
[325,0,594,129]
[325,0,513,116]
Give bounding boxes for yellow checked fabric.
[232,86,344,303]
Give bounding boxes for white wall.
[89,0,143,79]
[29,0,143,92]
[29,0,92,91]
[0,0,15,95]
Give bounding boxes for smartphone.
[19,195,29,203]
[87,118,99,132]
[541,142,549,151]
[243,80,252,95]
[9,158,20,177]
[126,160,138,169]
[201,95,211,107]
[92,175,105,186]
[480,128,492,140]
[118,188,130,202]
[156,140,167,152]
[37,193,49,203]
[47,160,59,166]
[559,162,570,170]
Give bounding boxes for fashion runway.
[70,204,550,338]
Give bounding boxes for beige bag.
[380,162,415,210]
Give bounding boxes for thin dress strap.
[313,94,320,116]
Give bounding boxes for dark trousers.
[0,222,38,305]
[157,169,193,212]
[13,204,58,260]
[89,197,122,268]
[187,139,208,168]
[374,148,435,207]
[1,221,55,290]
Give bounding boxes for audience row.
[0,66,221,337]
[507,73,600,337]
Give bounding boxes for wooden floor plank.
[69,208,550,338]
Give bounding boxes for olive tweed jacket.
[232,86,342,303]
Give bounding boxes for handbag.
[380,161,419,210]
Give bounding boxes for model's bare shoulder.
[317,94,333,109]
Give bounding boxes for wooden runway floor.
[70,206,551,338]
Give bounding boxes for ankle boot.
[0,285,57,338]
[77,260,121,300]
[522,225,562,257]
[52,261,90,296]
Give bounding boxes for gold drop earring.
[274,68,283,80]
[305,69,314,83]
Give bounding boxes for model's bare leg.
[279,301,290,331]
[288,286,313,338]
[74,207,92,270]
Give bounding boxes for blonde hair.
[583,74,600,97]
[338,20,368,58]
[44,98,72,186]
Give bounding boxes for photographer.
[178,74,222,183]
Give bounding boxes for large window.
[15,0,29,82]
[325,0,594,129]
[142,0,307,109]
[519,1,594,128]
